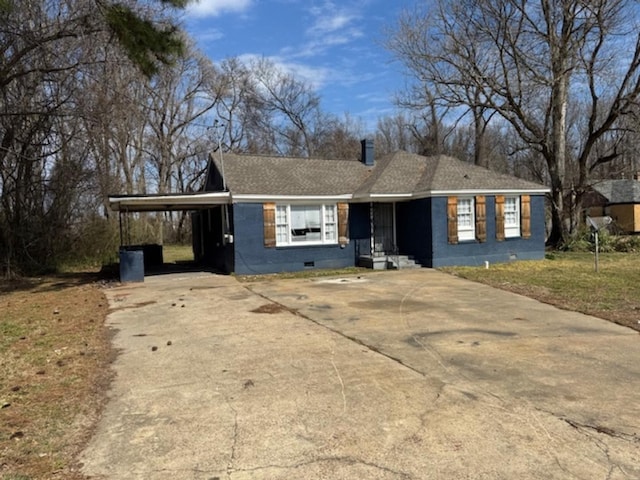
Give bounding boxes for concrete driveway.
[80,269,640,479]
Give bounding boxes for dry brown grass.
[0,274,114,480]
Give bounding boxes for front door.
[373,203,395,255]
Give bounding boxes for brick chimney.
[361,139,374,166]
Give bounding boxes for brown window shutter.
[521,195,531,239]
[337,203,349,245]
[447,196,458,244]
[495,195,505,241]
[263,202,276,247]
[475,196,487,242]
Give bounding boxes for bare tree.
[375,113,410,155]
[210,57,268,153]
[386,9,495,167]
[250,58,323,157]
[0,0,189,275]
[143,44,217,194]
[313,113,364,159]
[386,0,640,246]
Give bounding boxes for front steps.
[358,254,422,270]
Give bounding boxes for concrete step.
[359,254,423,270]
[386,255,421,270]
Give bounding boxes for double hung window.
[275,204,338,246]
[456,197,475,241]
[504,196,521,238]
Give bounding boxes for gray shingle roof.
[591,179,640,204]
[211,150,547,197]
[215,153,368,195]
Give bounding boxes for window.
[504,196,521,238]
[274,204,338,246]
[457,197,475,241]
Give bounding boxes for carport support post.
[119,211,124,247]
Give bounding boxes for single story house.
[110,140,549,275]
[584,177,640,234]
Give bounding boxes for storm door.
[373,203,395,255]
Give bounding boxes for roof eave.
[109,192,231,212]
[352,187,550,202]
[428,188,550,196]
[231,194,353,203]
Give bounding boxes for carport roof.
[109,192,230,212]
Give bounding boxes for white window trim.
[275,204,338,246]
[504,196,521,238]
[457,197,475,241]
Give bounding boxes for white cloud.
[186,0,253,18]
[193,27,225,42]
[309,2,360,33]
[310,12,355,35]
[237,53,332,90]
[291,1,364,58]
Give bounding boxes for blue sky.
[181,0,415,132]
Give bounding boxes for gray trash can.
[119,248,144,282]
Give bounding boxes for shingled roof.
[591,179,640,204]
[210,150,547,199]
[353,151,546,196]
[213,153,368,196]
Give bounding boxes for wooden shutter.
[337,203,349,246]
[475,196,487,242]
[263,202,276,247]
[447,196,458,244]
[521,195,531,239]
[495,195,505,241]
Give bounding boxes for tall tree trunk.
[473,104,488,168]
[547,79,569,246]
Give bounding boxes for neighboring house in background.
[585,177,640,234]
[187,140,549,274]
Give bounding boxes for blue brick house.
[188,141,549,274]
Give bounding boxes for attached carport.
[108,192,232,279]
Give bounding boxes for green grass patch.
[236,266,369,282]
[162,244,193,263]
[441,252,640,331]
[0,320,29,353]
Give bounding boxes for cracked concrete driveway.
[80,269,640,479]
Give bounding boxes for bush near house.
[562,230,640,253]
